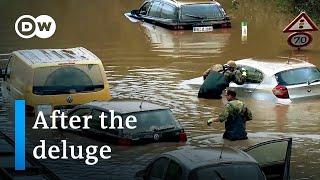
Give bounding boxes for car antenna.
[219,143,225,160]
[140,95,145,109]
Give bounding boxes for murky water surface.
[0,0,320,179]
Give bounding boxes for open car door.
[244,138,292,180]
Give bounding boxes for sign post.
[283,12,318,49]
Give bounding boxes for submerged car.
[125,0,231,32]
[135,138,292,180]
[0,47,112,114]
[230,58,320,104]
[60,99,187,145]
[181,58,320,104]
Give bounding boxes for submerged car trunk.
[275,67,320,100]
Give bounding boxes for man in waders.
[198,60,246,99]
[207,89,252,141]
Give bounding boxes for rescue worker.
[207,89,252,141]
[198,60,246,99]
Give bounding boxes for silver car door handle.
[245,90,253,93]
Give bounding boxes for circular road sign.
[287,32,313,48]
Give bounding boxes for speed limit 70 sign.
[287,32,312,48]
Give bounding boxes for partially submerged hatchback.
[60,99,187,145]
[126,0,231,32]
[136,138,292,180]
[230,58,320,104]
[182,58,320,104]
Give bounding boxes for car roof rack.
[278,56,308,64]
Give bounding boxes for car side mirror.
[224,16,230,20]
[131,10,139,15]
[135,169,146,178]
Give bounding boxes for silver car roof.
[163,147,257,170]
[85,99,169,114]
[236,58,316,76]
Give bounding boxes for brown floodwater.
[0,0,320,179]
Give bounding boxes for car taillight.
[221,23,228,28]
[179,130,187,142]
[272,85,289,99]
[117,138,133,146]
[221,22,231,28]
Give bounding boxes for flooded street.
[0,0,320,179]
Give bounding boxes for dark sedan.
[135,138,292,180]
[125,0,231,31]
[59,99,187,145]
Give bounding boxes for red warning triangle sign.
[283,12,318,33]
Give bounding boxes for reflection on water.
[140,22,231,58]
[0,0,320,179]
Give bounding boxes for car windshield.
[190,164,265,180]
[33,64,104,95]
[181,4,223,20]
[122,109,179,134]
[276,67,320,86]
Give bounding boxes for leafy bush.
[277,0,320,23]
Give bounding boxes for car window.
[165,160,182,180]
[241,65,264,83]
[33,64,104,95]
[67,108,92,128]
[122,109,179,134]
[189,164,265,180]
[91,109,104,129]
[139,2,151,15]
[160,3,176,20]
[148,157,170,180]
[91,109,119,135]
[148,1,162,18]
[245,141,288,165]
[244,138,292,180]
[181,4,223,20]
[275,67,320,86]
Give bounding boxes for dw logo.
[15,15,56,39]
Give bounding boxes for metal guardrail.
[0,53,11,62]
[0,131,60,179]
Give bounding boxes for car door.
[230,65,264,97]
[164,159,183,180]
[145,1,163,25]
[243,138,292,180]
[138,1,152,17]
[87,109,120,142]
[159,3,177,25]
[145,157,170,180]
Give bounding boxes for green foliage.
[276,0,320,23]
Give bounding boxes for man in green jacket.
[198,60,246,99]
[208,89,252,141]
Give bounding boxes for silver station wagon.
[230,58,320,104]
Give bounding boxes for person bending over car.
[207,89,252,141]
[198,60,246,99]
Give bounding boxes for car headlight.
[36,104,53,116]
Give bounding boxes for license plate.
[193,26,213,32]
[36,104,53,116]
